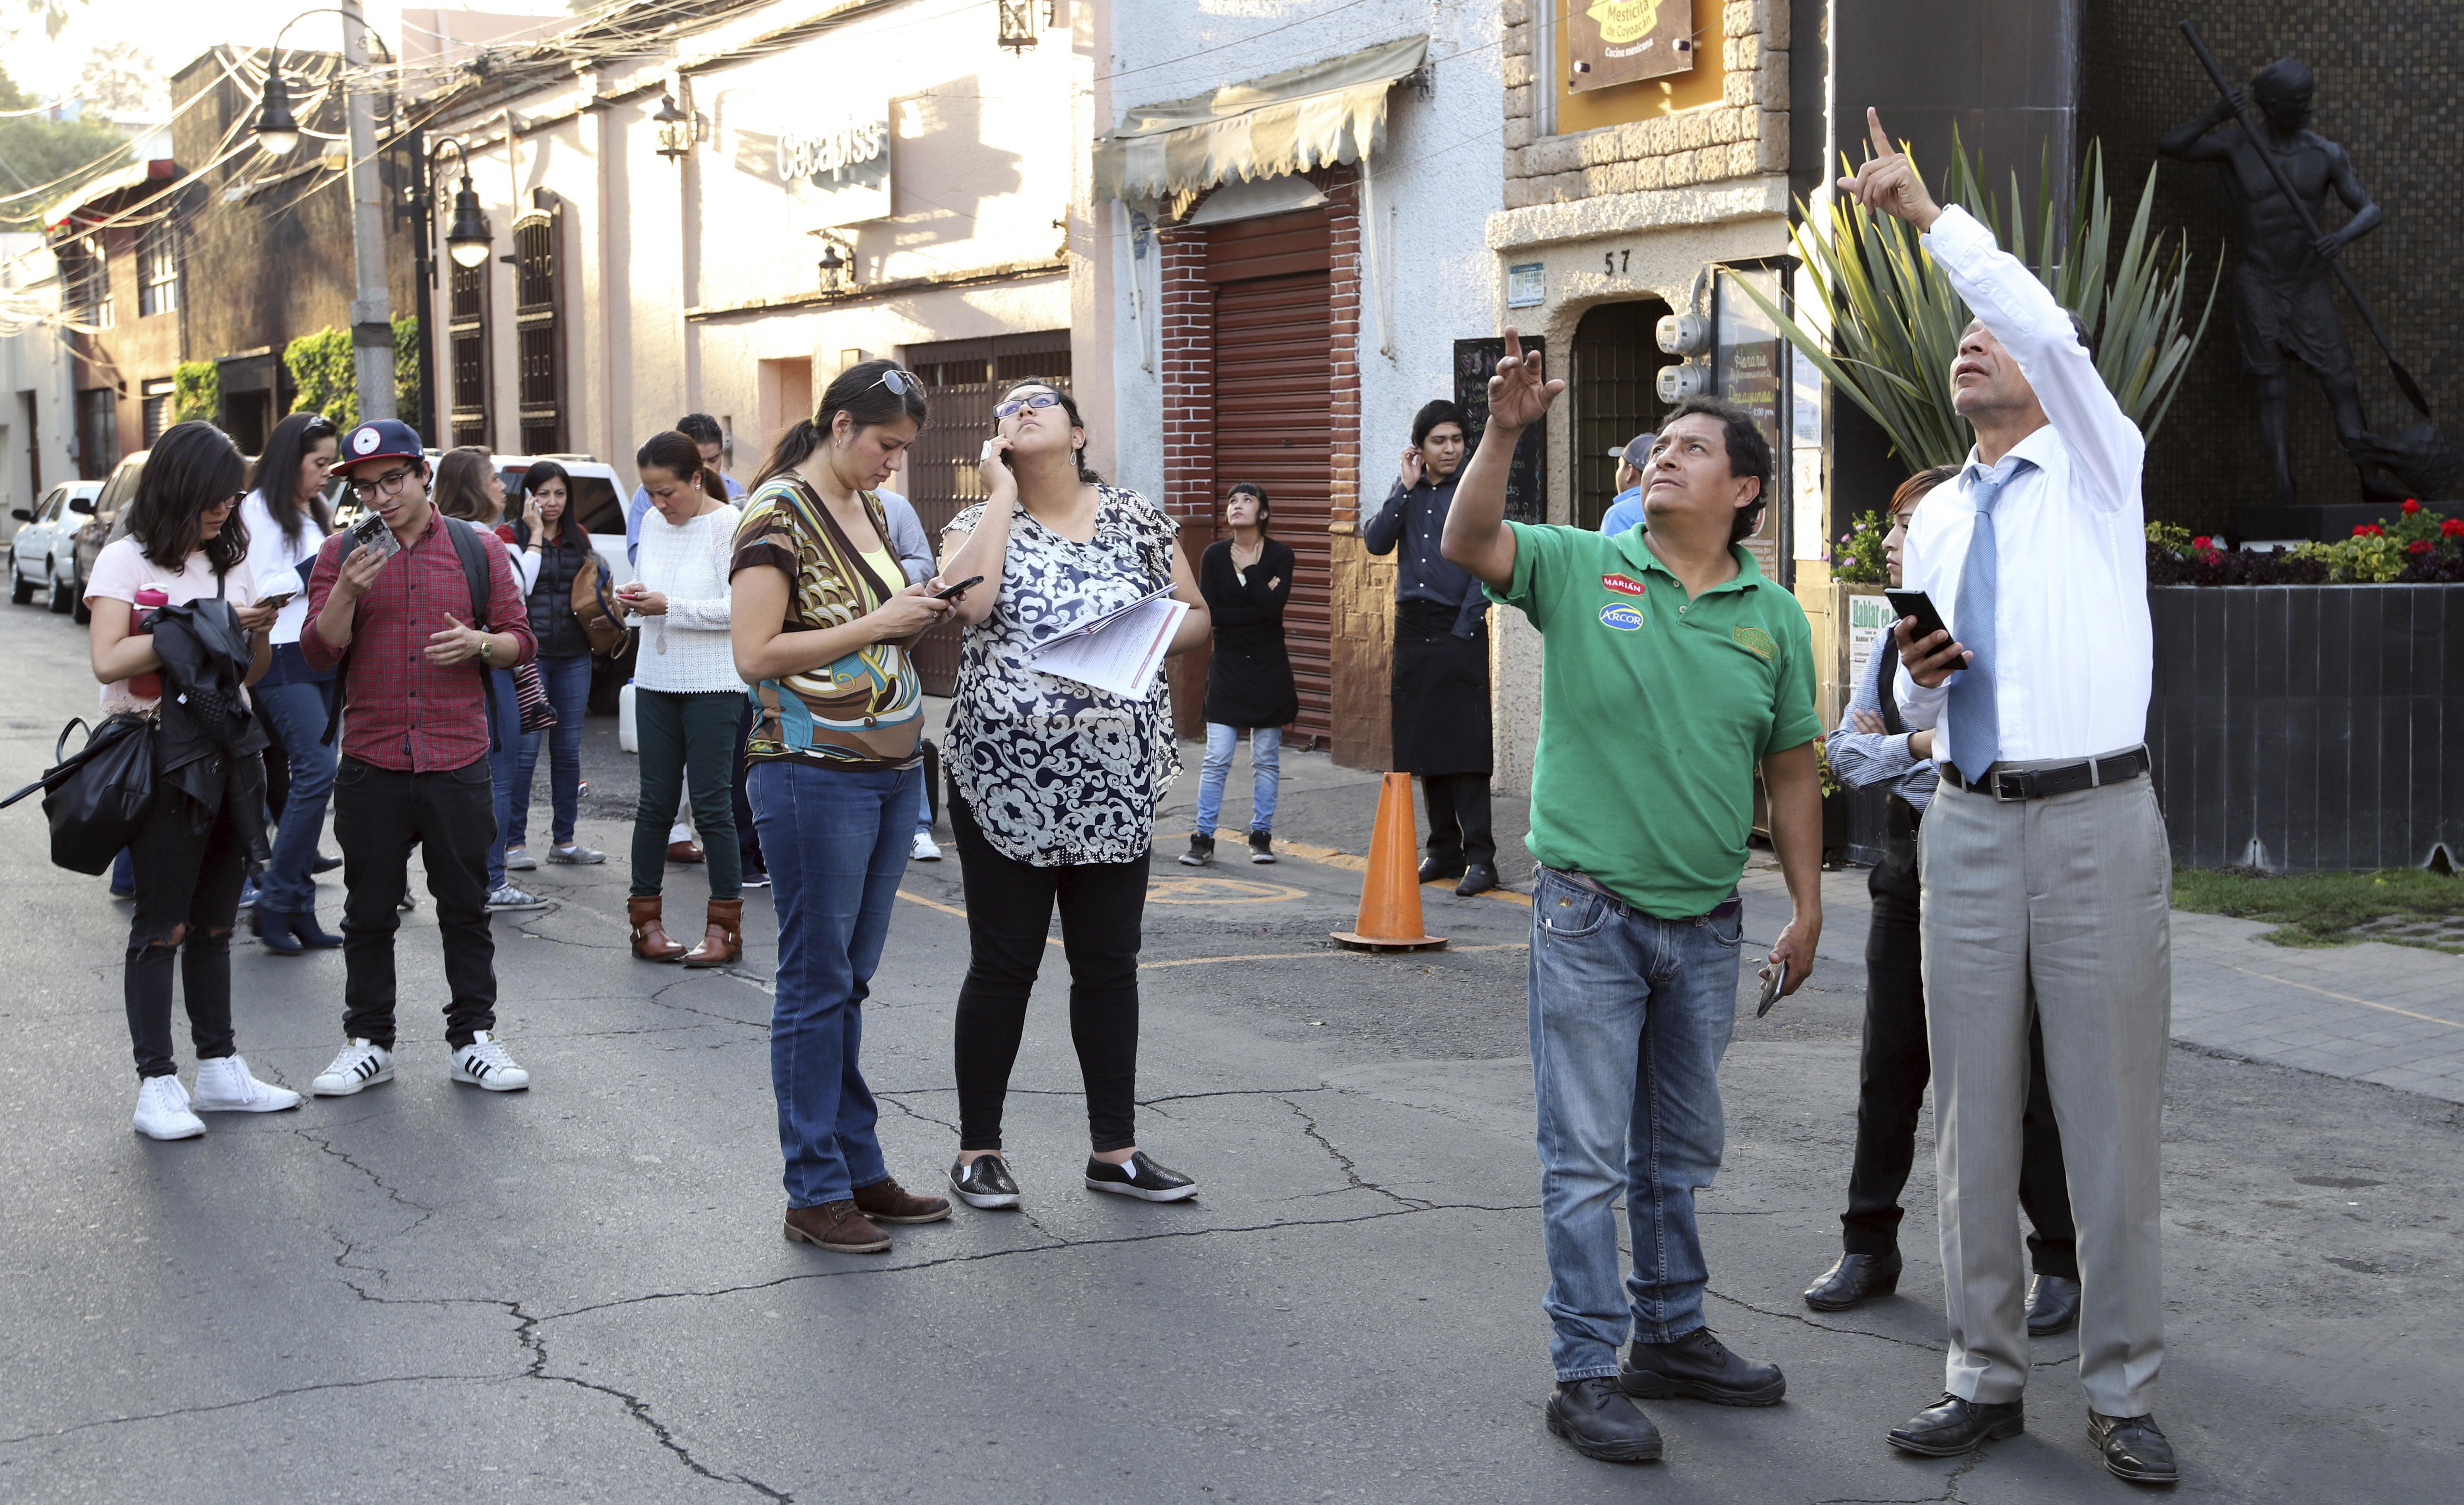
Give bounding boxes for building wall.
[0,239,77,531]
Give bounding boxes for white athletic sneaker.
[911,831,943,862]
[503,847,538,871]
[451,1032,531,1092]
[312,1039,395,1096]
[133,1076,206,1140]
[190,1054,303,1113]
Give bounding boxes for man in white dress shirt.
[1842,110,2178,1488]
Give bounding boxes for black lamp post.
[253,70,301,155]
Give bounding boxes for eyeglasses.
[862,369,920,400]
[993,391,1064,421]
[344,467,420,501]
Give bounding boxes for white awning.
[1094,34,1427,205]
[43,159,179,231]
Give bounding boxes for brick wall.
[1502,0,1791,210]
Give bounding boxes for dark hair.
[1656,396,1774,544]
[638,430,727,501]
[245,411,337,545]
[1411,399,1469,449]
[754,357,928,488]
[515,459,574,544]
[675,413,723,446]
[998,377,1102,483]
[1890,464,1961,516]
[129,421,249,575]
[433,446,499,523]
[1226,481,1271,534]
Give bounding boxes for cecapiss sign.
[778,116,888,185]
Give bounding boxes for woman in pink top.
[85,422,301,1140]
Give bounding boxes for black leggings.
[949,794,1148,1154]
[125,781,249,1078]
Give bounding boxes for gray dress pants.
[1918,758,2171,1418]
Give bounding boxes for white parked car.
[9,479,103,613]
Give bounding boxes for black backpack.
[320,516,505,752]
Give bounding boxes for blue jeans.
[508,654,592,850]
[486,668,521,889]
[1193,723,1282,834]
[251,678,339,914]
[753,759,919,1208]
[1529,866,1744,1381]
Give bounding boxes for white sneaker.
[451,1031,531,1092]
[190,1054,302,1113]
[485,884,549,912]
[503,847,538,871]
[312,1039,395,1096]
[133,1076,206,1140]
[911,831,943,862]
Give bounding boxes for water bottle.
[130,585,169,700]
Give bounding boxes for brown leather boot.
[782,1199,891,1253]
[681,898,743,968]
[628,894,686,962]
[852,1175,952,1225]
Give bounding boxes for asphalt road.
[1,596,2457,1504]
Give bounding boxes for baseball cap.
[1612,432,1657,469]
[340,417,426,470]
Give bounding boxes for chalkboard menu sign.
[1452,336,1548,525]
[1714,267,1788,584]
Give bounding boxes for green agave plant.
[1739,134,2221,472]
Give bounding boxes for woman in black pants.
[935,378,1210,1209]
[84,422,301,1138]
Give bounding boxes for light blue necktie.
[1945,458,2034,786]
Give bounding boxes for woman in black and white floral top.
[935,378,1210,1211]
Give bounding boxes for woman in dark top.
[1180,481,1296,866]
[494,460,604,868]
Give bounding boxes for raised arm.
[1440,329,1562,588]
[2157,94,2239,161]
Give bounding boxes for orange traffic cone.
[1332,772,1448,952]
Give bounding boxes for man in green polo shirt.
[1442,337,1826,1463]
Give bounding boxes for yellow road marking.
[2215,961,2464,1031]
[1209,829,1532,908]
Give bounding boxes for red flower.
[2353,523,2386,537]
[2442,518,2464,537]
[2403,498,2422,513]
[2191,535,2212,549]
[2410,539,2434,556]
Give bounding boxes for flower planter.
[2145,584,2464,872]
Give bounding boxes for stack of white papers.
[1031,586,1188,701]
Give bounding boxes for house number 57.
[1603,249,1631,276]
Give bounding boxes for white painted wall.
[0,237,79,539]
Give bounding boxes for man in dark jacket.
[1364,398,1496,895]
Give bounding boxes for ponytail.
[754,357,929,489]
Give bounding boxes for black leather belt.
[1938,747,2149,803]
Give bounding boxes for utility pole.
[341,0,395,422]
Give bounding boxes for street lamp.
[652,93,693,159]
[432,138,491,269]
[253,70,300,155]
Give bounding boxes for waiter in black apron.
[1364,399,1497,897]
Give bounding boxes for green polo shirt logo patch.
[1732,625,1778,660]
[1599,602,1645,631]
[1601,573,1645,596]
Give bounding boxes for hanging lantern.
[254,68,301,155]
[997,0,1038,53]
[653,94,693,159]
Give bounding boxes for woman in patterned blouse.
[934,378,1211,1211]
[729,359,959,1254]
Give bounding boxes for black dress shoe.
[1455,862,1499,897]
[1619,1327,1786,1406]
[1544,1377,1663,1463]
[1418,856,1466,884]
[2089,1411,2178,1485]
[1886,1393,2025,1457]
[312,852,343,875]
[1804,1250,1902,1312]
[2026,1273,2081,1336]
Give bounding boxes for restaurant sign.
[1567,1,1697,93]
[778,109,892,230]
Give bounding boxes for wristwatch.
[478,636,494,665]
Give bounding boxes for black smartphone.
[1883,588,1950,645]
[933,575,984,601]
[1756,959,1788,1018]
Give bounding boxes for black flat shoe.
[1619,1327,1785,1406]
[1805,1250,1903,1312]
[2027,1273,2081,1336]
[1084,1150,1196,1202]
[948,1155,1021,1210]
[1417,857,1466,884]
[1455,862,1500,897]
[1886,1393,2025,1457]
[1544,1377,1663,1463]
[2089,1411,2178,1486]
[312,852,343,875]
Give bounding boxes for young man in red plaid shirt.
[301,420,540,1096]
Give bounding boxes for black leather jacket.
[150,599,270,860]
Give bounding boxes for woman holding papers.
[936,378,1210,1211]
[1180,481,1296,866]
[731,361,956,1253]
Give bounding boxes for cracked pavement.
[3,607,2461,1502]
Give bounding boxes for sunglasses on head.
[861,369,921,400]
[994,391,1064,421]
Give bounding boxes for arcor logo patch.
[1599,603,1645,632]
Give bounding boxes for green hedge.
[173,361,220,426]
[282,316,422,434]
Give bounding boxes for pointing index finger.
[1866,106,1892,159]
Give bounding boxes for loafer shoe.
[1084,1150,1197,1202]
[1544,1376,1663,1463]
[1887,1393,2024,1457]
[1619,1327,1785,1406]
[1417,857,1466,884]
[2089,1411,2178,1486]
[852,1175,950,1225]
[2027,1273,2082,1336]
[783,1200,890,1253]
[1455,862,1500,897]
[1805,1250,1902,1312]
[950,1154,1022,1210]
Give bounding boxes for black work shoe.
[948,1154,1022,1210]
[1544,1377,1664,1463]
[1083,1150,1197,1202]
[1247,829,1276,863]
[2027,1273,2082,1336]
[2089,1411,2178,1486]
[1619,1327,1786,1406]
[1886,1393,2025,1457]
[1455,862,1500,897]
[1177,832,1215,867]
[1417,856,1466,884]
[1804,1251,1903,1312]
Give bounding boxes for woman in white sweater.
[618,429,745,967]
